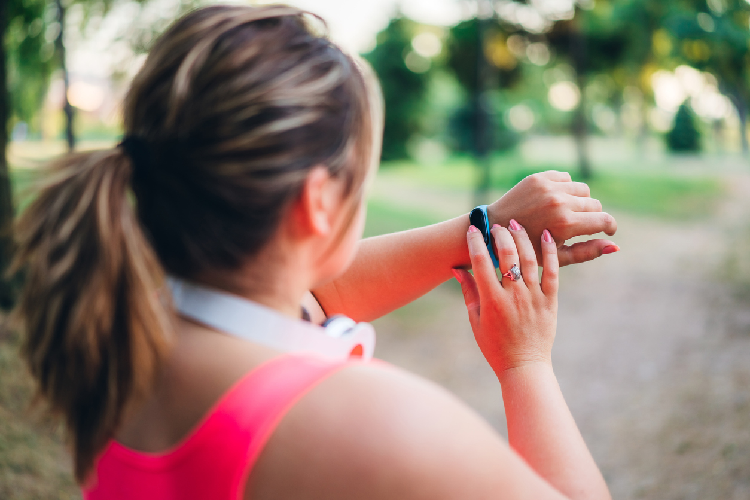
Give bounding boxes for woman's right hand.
[453,220,559,375]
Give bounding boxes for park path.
[371,169,750,500]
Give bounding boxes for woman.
[12,5,615,499]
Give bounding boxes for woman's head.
[11,4,382,483]
[125,4,382,279]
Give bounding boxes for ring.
[502,263,522,282]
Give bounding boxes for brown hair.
[11,4,382,483]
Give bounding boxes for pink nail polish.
[491,224,501,230]
[452,269,463,283]
[543,229,553,243]
[509,219,522,231]
[602,245,620,255]
[468,225,479,233]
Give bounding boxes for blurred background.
[3,0,750,498]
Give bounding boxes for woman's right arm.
[452,222,610,499]
[248,223,611,500]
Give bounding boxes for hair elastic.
[118,136,151,173]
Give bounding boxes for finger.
[490,224,522,287]
[541,230,559,297]
[453,269,480,332]
[467,225,503,299]
[507,220,539,286]
[558,181,591,197]
[573,196,603,213]
[558,239,620,267]
[560,211,618,239]
[539,170,572,182]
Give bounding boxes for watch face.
[469,207,490,245]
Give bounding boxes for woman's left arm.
[308,171,618,322]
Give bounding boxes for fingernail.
[452,269,463,284]
[543,229,553,243]
[491,224,501,230]
[602,245,620,255]
[468,225,479,234]
[509,219,522,231]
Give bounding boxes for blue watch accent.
[469,205,500,268]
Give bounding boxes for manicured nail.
[468,225,479,234]
[491,224,501,230]
[452,269,463,284]
[602,245,620,255]
[509,219,522,231]
[543,229,553,243]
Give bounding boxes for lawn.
[369,155,724,234]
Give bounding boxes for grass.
[377,156,724,221]
[363,198,442,238]
[0,330,79,499]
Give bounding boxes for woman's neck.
[194,243,311,320]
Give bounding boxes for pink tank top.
[82,354,349,500]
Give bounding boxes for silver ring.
[502,263,522,282]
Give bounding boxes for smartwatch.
[469,205,500,268]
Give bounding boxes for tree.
[610,0,671,145]
[0,0,53,308]
[363,17,432,161]
[0,3,14,309]
[445,13,521,199]
[666,101,701,152]
[663,0,750,155]
[445,16,522,153]
[1,0,157,308]
[55,0,75,152]
[547,2,628,179]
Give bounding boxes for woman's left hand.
[487,170,619,267]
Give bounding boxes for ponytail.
[10,148,173,483]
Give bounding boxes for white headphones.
[167,277,375,361]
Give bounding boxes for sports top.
[82,354,350,500]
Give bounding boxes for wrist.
[495,359,554,385]
[485,200,509,228]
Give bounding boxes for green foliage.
[447,102,518,153]
[363,18,431,161]
[444,19,523,156]
[547,6,628,77]
[667,102,701,152]
[445,18,521,94]
[5,0,54,131]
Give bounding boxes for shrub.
[666,101,701,153]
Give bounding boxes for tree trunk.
[473,2,496,206]
[736,100,749,157]
[0,1,19,309]
[725,85,749,157]
[573,72,591,180]
[570,12,591,180]
[55,0,75,152]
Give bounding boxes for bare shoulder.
[245,360,566,500]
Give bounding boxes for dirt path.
[371,171,750,499]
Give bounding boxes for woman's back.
[86,334,349,499]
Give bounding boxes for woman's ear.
[293,166,340,237]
